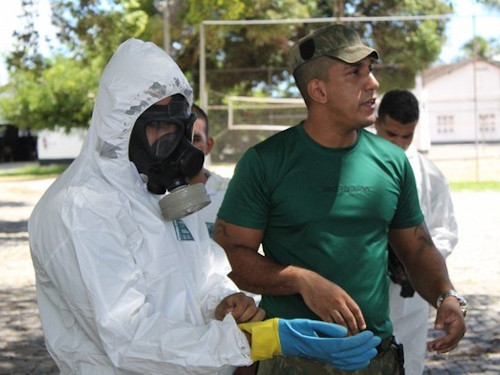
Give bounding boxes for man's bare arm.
[389,221,466,353]
[214,218,366,335]
[213,217,301,295]
[389,221,451,305]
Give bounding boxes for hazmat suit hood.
[83,38,210,221]
[82,38,193,185]
[28,39,251,375]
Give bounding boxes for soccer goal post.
[227,96,306,131]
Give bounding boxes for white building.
[417,59,500,145]
[36,127,86,165]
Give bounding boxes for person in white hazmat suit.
[28,38,382,375]
[375,90,459,375]
[188,103,231,239]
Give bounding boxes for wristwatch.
[437,289,467,317]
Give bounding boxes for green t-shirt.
[218,124,423,339]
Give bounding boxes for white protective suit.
[28,39,252,375]
[196,171,262,306]
[389,145,458,375]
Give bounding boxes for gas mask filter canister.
[129,95,210,221]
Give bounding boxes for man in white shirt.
[375,89,459,375]
[190,104,231,238]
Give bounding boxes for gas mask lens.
[146,122,181,160]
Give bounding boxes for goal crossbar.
[227,96,305,131]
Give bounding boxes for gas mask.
[129,94,210,221]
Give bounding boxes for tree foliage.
[462,36,500,59]
[1,0,157,131]
[6,0,45,74]
[0,55,100,131]
[1,0,455,131]
[477,0,500,10]
[168,0,453,100]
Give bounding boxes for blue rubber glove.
[279,318,381,370]
[238,318,380,370]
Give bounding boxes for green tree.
[6,0,44,74]
[477,0,500,10]
[462,36,500,59]
[1,0,453,132]
[1,0,156,131]
[50,0,154,63]
[363,0,452,92]
[0,55,100,131]
[178,0,453,97]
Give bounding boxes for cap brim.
[332,46,379,64]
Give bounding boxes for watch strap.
[437,289,467,317]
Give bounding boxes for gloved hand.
[238,318,380,371]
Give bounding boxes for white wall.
[422,60,500,143]
[37,127,86,162]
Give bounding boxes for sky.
[0,0,499,85]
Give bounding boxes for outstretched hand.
[299,271,366,336]
[427,297,466,353]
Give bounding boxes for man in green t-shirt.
[214,24,466,375]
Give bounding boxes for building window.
[437,115,454,133]
[479,113,496,133]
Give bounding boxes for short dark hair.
[293,56,338,106]
[378,89,419,124]
[191,104,210,137]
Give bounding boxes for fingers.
[428,303,466,353]
[329,310,347,330]
[238,306,266,323]
[320,330,380,355]
[279,318,379,371]
[334,331,381,355]
[216,292,265,324]
[428,331,462,354]
[307,321,380,355]
[326,300,366,336]
[319,330,380,371]
[231,297,262,323]
[427,323,465,353]
[329,341,379,370]
[301,277,365,335]
[345,299,366,334]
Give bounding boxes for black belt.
[376,336,394,354]
[376,336,405,374]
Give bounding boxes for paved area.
[1,163,500,374]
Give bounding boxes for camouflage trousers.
[256,338,403,375]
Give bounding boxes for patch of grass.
[1,164,499,191]
[450,181,500,191]
[0,164,68,178]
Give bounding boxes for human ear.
[205,137,214,155]
[307,79,328,104]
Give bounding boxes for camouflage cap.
[288,24,379,72]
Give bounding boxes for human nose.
[367,73,379,91]
[392,138,406,150]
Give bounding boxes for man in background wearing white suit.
[375,89,459,375]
